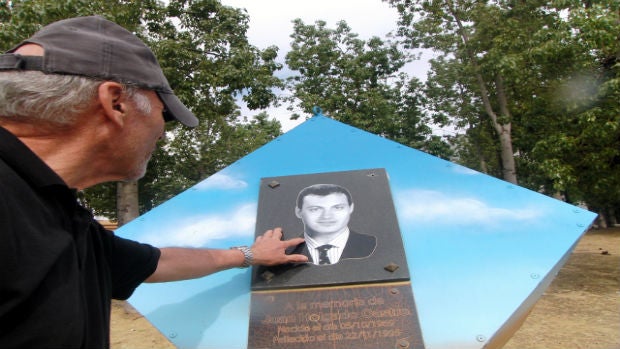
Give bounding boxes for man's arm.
[145,227,307,283]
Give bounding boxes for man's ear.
[97,81,127,127]
[349,203,355,214]
[295,207,302,219]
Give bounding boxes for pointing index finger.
[283,237,305,248]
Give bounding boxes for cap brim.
[158,92,199,127]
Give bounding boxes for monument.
[116,112,597,349]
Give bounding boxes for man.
[292,184,377,265]
[0,16,307,348]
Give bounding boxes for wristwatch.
[230,246,254,268]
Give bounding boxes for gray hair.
[0,71,151,125]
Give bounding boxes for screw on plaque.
[384,262,400,272]
[261,270,275,282]
[396,338,410,348]
[312,106,324,116]
[390,288,400,295]
[268,180,280,188]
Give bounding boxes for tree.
[389,0,619,223]
[530,0,620,225]
[131,0,285,217]
[1,0,285,222]
[284,19,446,157]
[388,0,576,184]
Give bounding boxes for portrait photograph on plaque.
[251,168,410,290]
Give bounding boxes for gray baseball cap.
[0,15,198,127]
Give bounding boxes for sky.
[219,0,432,132]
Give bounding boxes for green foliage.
[526,0,620,218]
[451,120,503,178]
[135,0,285,216]
[284,19,447,158]
[139,112,282,212]
[388,0,620,220]
[389,0,555,183]
[2,0,284,219]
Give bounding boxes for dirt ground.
[111,227,620,349]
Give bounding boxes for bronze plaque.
[248,282,425,349]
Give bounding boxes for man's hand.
[251,227,308,266]
[147,227,308,283]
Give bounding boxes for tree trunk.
[597,212,608,229]
[447,0,518,184]
[493,76,518,184]
[479,157,489,174]
[497,124,517,184]
[116,181,139,227]
[474,141,489,174]
[607,208,617,226]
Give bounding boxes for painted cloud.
[396,189,542,226]
[193,173,248,191]
[143,203,257,247]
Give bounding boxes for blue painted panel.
[117,115,596,349]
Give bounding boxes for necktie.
[317,244,333,265]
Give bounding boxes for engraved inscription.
[248,283,425,349]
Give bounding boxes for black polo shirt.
[0,126,161,348]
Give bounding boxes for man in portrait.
[252,170,409,289]
[290,184,377,265]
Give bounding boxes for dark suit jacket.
[289,230,377,264]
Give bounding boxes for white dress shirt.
[304,228,350,265]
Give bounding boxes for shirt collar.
[304,227,350,250]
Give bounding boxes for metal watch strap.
[231,246,253,268]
